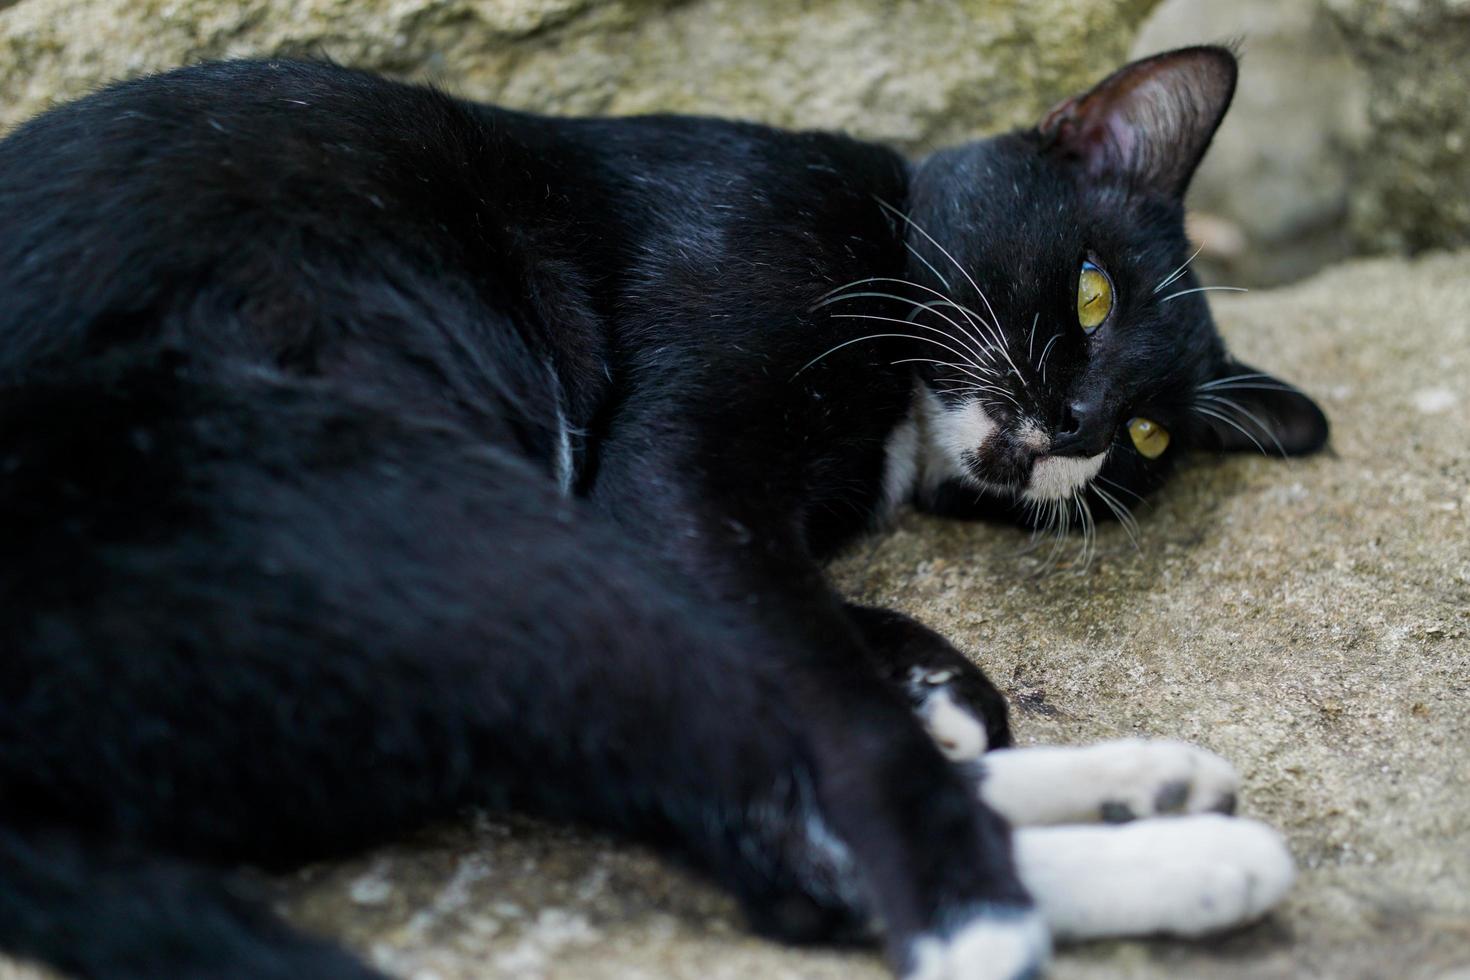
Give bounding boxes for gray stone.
[0,0,1159,150]
[8,251,1464,979]
[1132,0,1370,287]
[1323,0,1470,255]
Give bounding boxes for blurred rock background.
[1322,0,1470,256]
[1133,0,1369,286]
[0,0,1159,151]
[2,0,1464,283]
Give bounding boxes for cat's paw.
[979,738,1239,827]
[1014,815,1295,940]
[914,671,989,761]
[904,907,1049,980]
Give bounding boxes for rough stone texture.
[6,252,1464,980]
[0,0,1160,149]
[1132,0,1369,287]
[1323,0,1470,256]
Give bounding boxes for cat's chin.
[1020,452,1108,503]
[951,452,1108,504]
[945,457,1105,509]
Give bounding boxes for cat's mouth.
[961,434,1107,502]
[922,389,1108,503]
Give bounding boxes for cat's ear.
[1037,45,1237,199]
[1196,359,1329,457]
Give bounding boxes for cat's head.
[892,46,1327,525]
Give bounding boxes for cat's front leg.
[973,738,1290,940]
[840,605,1294,942]
[978,744,1292,941]
[845,604,1011,761]
[1013,815,1295,940]
[842,605,1244,824]
[979,738,1240,826]
[585,513,1047,972]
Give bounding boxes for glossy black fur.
[0,50,1325,979]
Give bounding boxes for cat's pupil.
[1076,262,1112,332]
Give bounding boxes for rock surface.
[0,0,1158,149]
[1132,0,1369,287]
[1323,0,1470,256]
[6,252,1463,980]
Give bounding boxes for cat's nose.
[1051,399,1113,458]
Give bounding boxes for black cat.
[0,46,1326,980]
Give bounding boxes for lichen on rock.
[1323,0,1470,255]
[0,0,1159,148]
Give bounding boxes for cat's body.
[0,49,1325,980]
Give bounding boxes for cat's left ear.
[1038,45,1237,199]
[1196,358,1330,457]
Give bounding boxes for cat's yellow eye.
[1077,261,1113,333]
[1127,417,1170,459]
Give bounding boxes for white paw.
[1015,815,1295,940]
[979,738,1239,827]
[920,683,988,761]
[905,908,1050,980]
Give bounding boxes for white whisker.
[1091,483,1141,551]
[1026,497,1068,576]
[1046,498,1071,574]
[1097,474,1146,504]
[899,299,1005,367]
[905,300,1003,367]
[1198,372,1301,397]
[1074,489,1096,572]
[796,331,971,377]
[1158,286,1248,303]
[892,360,1019,403]
[828,314,993,379]
[1199,381,1300,394]
[1193,403,1268,456]
[904,365,1018,398]
[1037,333,1061,385]
[1197,371,1275,389]
[1196,393,1286,457]
[931,379,1012,397]
[815,289,994,367]
[905,241,953,292]
[812,278,998,363]
[1153,243,1205,294]
[813,278,976,324]
[875,198,989,324]
[874,198,1029,391]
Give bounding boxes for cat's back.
[0,60,915,496]
[0,58,503,250]
[0,60,550,380]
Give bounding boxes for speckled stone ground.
[3,252,1468,980]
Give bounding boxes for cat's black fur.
[0,47,1326,979]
